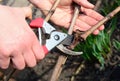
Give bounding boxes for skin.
[29,0,104,35]
[0,0,104,70]
[0,5,44,70]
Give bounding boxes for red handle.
[30,18,44,28]
[30,18,49,55]
[42,45,49,55]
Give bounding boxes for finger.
[22,7,32,20]
[11,53,25,70]
[74,0,94,8]
[79,15,99,26]
[23,49,36,68]
[0,57,10,69]
[32,40,45,61]
[93,29,100,35]
[78,15,105,31]
[98,25,104,30]
[81,8,104,21]
[74,19,91,31]
[74,19,100,35]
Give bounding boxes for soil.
[0,0,120,81]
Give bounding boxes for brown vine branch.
[81,6,120,40]
[68,4,80,34]
[3,69,16,81]
[94,0,102,11]
[51,5,120,81]
[45,0,60,21]
[71,61,85,81]
[50,4,80,81]
[70,2,103,80]
[50,55,67,81]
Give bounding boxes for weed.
[74,0,120,69]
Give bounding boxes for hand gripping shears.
[30,17,83,56]
[30,18,69,55]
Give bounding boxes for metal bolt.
[54,35,60,41]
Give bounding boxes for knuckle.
[37,51,45,60]
[0,48,11,57]
[18,66,25,70]
[28,61,36,68]
[36,52,45,60]
[16,64,25,70]
[12,59,26,70]
[1,64,9,69]
[39,53,45,60]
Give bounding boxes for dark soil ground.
[0,0,120,81]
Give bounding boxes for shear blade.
[61,35,74,46]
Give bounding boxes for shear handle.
[30,17,56,34]
[30,17,44,28]
[30,18,67,56]
[42,45,49,55]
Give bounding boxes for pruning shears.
[30,18,73,55]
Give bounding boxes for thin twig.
[45,0,60,21]
[71,61,85,81]
[68,4,80,34]
[37,0,60,44]
[0,71,4,80]
[81,6,120,40]
[94,0,102,11]
[50,4,80,81]
[50,55,67,81]
[3,69,16,81]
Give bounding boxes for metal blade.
[61,35,74,46]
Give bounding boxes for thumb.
[22,6,32,20]
[73,0,94,9]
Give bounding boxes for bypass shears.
[30,18,72,55]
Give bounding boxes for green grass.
[74,0,120,69]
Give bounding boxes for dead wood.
[50,4,80,81]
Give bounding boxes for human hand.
[0,5,45,70]
[29,0,104,35]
